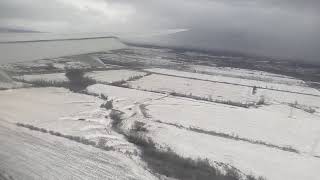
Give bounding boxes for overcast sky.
[0,0,319,63]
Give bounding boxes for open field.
[0,121,155,180]
[85,70,147,83]
[145,68,318,95]
[0,70,27,89]
[0,87,138,152]
[98,47,181,68]
[128,73,320,109]
[128,73,255,102]
[1,45,320,180]
[88,84,320,155]
[145,96,320,155]
[15,73,68,83]
[150,123,320,180]
[0,87,158,179]
[13,69,147,85]
[87,84,320,180]
[188,65,304,85]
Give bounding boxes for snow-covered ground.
[0,121,156,180]
[87,84,163,107]
[1,45,319,180]
[150,124,320,180]
[256,88,320,108]
[1,54,119,75]
[128,73,320,111]
[12,66,146,85]
[87,84,320,180]
[188,65,303,85]
[98,47,181,67]
[145,97,320,155]
[88,84,320,155]
[0,81,25,90]
[0,87,159,179]
[85,70,147,83]
[146,68,319,95]
[0,88,137,151]
[128,73,261,103]
[0,69,26,89]
[14,73,68,83]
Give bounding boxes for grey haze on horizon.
[0,0,319,63]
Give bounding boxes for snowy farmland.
[188,65,304,85]
[1,45,320,180]
[150,123,320,180]
[145,68,319,95]
[128,73,256,102]
[0,87,156,179]
[87,84,320,180]
[14,73,68,83]
[0,122,155,180]
[0,70,26,89]
[128,70,320,110]
[85,69,147,83]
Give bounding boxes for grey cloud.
[0,0,319,63]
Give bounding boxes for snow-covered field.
[0,121,155,180]
[87,84,320,180]
[14,73,68,83]
[128,72,320,110]
[12,69,147,85]
[87,84,163,108]
[150,124,320,180]
[98,47,181,67]
[145,97,320,155]
[0,88,138,151]
[0,87,158,179]
[146,68,319,95]
[129,73,262,103]
[0,70,26,89]
[85,70,147,83]
[0,56,116,75]
[0,81,25,90]
[1,45,319,180]
[188,65,303,85]
[256,88,320,108]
